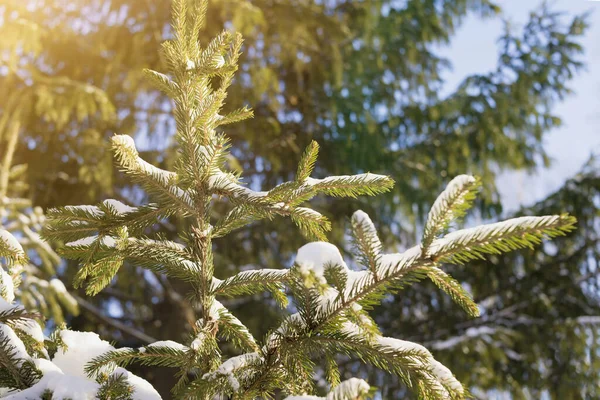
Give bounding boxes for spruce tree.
[0,1,573,398]
[3,5,590,391]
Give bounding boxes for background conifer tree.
[0,0,120,323]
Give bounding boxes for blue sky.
[440,0,600,212]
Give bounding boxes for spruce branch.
[211,204,267,238]
[96,373,134,400]
[303,173,394,199]
[351,210,383,276]
[211,269,288,307]
[209,300,260,352]
[215,106,253,127]
[196,352,263,396]
[0,228,27,266]
[326,378,371,400]
[0,306,40,325]
[85,343,191,379]
[427,214,577,264]
[422,175,481,251]
[111,134,196,214]
[121,238,200,283]
[142,69,179,98]
[237,201,575,398]
[290,207,332,241]
[323,353,341,387]
[296,141,320,182]
[0,325,41,390]
[427,267,480,318]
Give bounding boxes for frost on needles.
[0,0,576,399]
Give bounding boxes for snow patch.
[65,235,117,248]
[52,330,115,378]
[203,352,262,392]
[0,229,24,256]
[14,319,44,342]
[294,242,347,276]
[103,199,137,215]
[351,210,382,253]
[147,340,187,351]
[0,324,30,365]
[3,371,101,400]
[328,377,370,399]
[49,278,67,294]
[0,268,15,302]
[113,367,161,400]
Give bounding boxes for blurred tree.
[1,0,597,398]
[0,0,116,324]
[0,0,117,206]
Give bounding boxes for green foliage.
[426,267,479,318]
[0,201,78,324]
[39,0,397,397]
[0,0,593,397]
[0,331,40,390]
[86,345,191,378]
[212,269,288,307]
[422,175,481,251]
[359,158,600,398]
[36,2,577,398]
[97,373,134,400]
[296,141,321,183]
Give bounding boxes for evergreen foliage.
[0,5,591,396]
[0,0,117,207]
[0,0,594,397]
[0,0,125,323]
[0,175,78,324]
[0,229,160,399]
[368,156,600,398]
[0,110,78,323]
[0,1,575,398]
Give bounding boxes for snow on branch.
[422,175,480,250]
[376,336,464,397]
[248,202,575,399]
[284,378,370,400]
[303,173,394,198]
[111,134,195,213]
[351,210,383,266]
[0,229,26,265]
[0,328,161,399]
[205,300,259,352]
[426,214,577,264]
[201,352,263,393]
